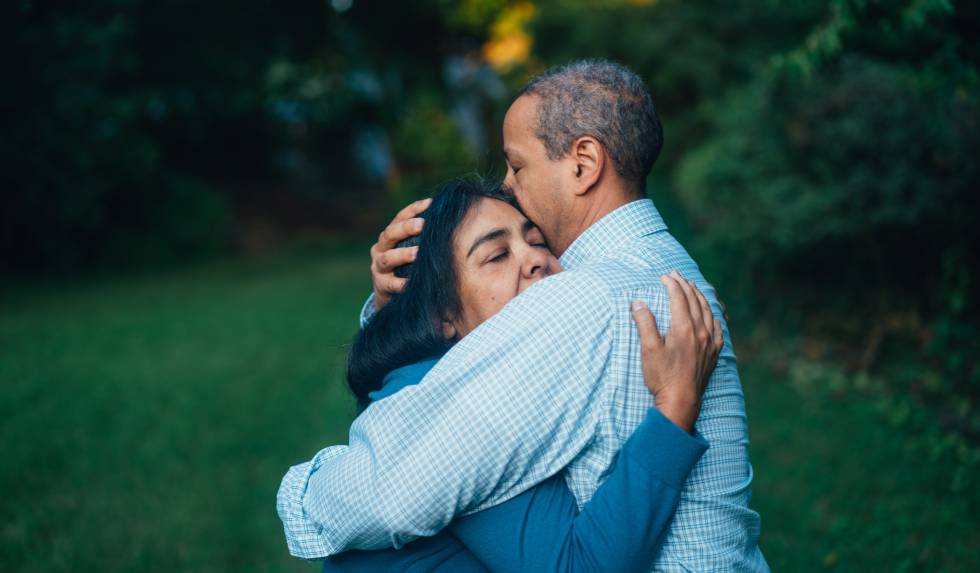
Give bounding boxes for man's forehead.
[504,95,538,133]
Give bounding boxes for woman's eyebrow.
[467,228,509,258]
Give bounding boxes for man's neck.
[552,186,641,257]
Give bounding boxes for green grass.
[1,246,368,572]
[743,348,979,571]
[1,245,975,572]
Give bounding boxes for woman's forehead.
[454,198,531,247]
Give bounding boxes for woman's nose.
[522,247,550,278]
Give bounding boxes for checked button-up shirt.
[277,199,768,572]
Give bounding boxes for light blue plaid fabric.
[277,199,768,571]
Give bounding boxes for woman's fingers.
[631,300,663,351]
[675,273,704,331]
[712,319,724,355]
[669,272,704,341]
[661,274,693,336]
[691,281,715,334]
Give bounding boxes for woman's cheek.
[482,268,512,313]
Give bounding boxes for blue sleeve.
[322,531,489,573]
[448,408,708,573]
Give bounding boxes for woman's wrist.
[655,392,700,434]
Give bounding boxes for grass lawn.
[1,244,975,571]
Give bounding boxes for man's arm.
[359,197,432,326]
[278,271,640,557]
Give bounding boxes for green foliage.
[0,0,315,272]
[677,57,976,273]
[670,3,980,495]
[523,0,827,165]
[389,93,481,205]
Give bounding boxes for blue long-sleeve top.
[323,356,708,572]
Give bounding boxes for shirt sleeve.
[317,409,706,573]
[278,271,616,556]
[358,293,376,328]
[448,408,708,573]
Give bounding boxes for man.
[278,59,768,571]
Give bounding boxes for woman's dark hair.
[346,178,515,409]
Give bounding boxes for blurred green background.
[2,0,978,571]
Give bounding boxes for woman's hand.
[630,271,724,433]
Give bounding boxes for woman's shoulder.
[367,354,445,402]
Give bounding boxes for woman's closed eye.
[487,250,510,264]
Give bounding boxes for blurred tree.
[519,0,828,166]
[676,0,978,298]
[0,0,511,272]
[0,0,332,272]
[673,0,979,438]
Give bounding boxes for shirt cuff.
[622,408,709,490]
[276,448,347,559]
[359,293,377,328]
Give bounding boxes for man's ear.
[570,136,604,196]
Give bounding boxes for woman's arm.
[323,408,707,573]
[323,531,488,573]
[449,408,707,572]
[324,275,720,573]
[446,273,720,573]
[322,408,706,573]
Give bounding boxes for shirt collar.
[558,199,668,269]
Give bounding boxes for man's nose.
[503,170,517,195]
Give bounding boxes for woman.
[332,179,722,572]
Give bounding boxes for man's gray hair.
[518,59,663,189]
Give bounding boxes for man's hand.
[631,271,723,433]
[369,198,431,309]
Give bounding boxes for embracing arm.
[278,272,622,557]
[316,277,718,572]
[449,409,706,573]
[446,276,720,573]
[314,409,706,573]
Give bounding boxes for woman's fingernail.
[631,300,645,312]
[415,219,424,231]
